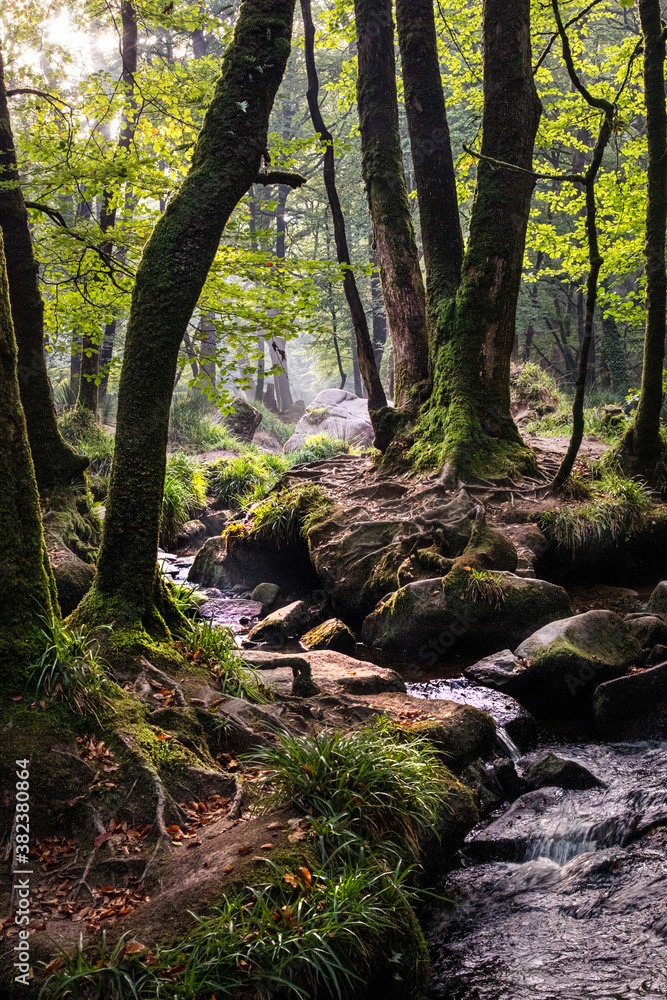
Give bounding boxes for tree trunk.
[301,0,386,412]
[411,0,542,481]
[72,0,297,633]
[395,0,463,310]
[253,333,266,401]
[621,0,667,476]
[370,244,388,372]
[354,0,429,412]
[0,47,88,487]
[601,309,629,397]
[198,314,217,388]
[0,230,58,671]
[79,1,138,415]
[272,185,294,411]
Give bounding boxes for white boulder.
[283,388,374,452]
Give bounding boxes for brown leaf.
[237,845,253,855]
[94,832,112,848]
[298,867,312,888]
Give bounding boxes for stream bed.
[408,679,667,1000]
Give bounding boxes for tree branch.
[255,169,307,188]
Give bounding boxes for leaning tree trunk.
[0,47,88,488]
[354,0,429,418]
[0,229,59,673]
[72,0,297,636]
[621,0,667,477]
[78,0,138,414]
[411,0,541,482]
[395,0,463,311]
[301,0,386,412]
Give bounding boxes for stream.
[408,678,667,1000]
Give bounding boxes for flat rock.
[521,751,606,791]
[198,598,263,624]
[241,649,405,697]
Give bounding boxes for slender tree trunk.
[72,0,297,632]
[412,0,541,481]
[395,0,463,312]
[370,244,388,372]
[0,230,59,672]
[354,0,429,413]
[621,0,667,475]
[198,314,217,388]
[78,1,138,414]
[301,0,386,412]
[272,184,293,411]
[0,48,88,487]
[253,333,266,401]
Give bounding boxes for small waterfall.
[496,726,521,762]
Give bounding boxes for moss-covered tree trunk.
[0,47,88,488]
[620,0,667,477]
[411,0,541,482]
[72,0,296,636]
[354,0,429,415]
[301,0,386,413]
[395,0,463,309]
[0,229,58,673]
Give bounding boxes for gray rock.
[623,614,667,649]
[242,649,405,697]
[176,519,206,548]
[647,580,667,616]
[247,600,316,642]
[301,618,356,653]
[464,649,522,688]
[510,610,642,718]
[284,388,374,453]
[361,573,571,658]
[521,752,605,791]
[251,582,281,609]
[593,661,667,739]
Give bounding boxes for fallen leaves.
[76,736,119,772]
[32,837,77,868]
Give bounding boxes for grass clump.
[161,453,207,548]
[249,483,333,545]
[247,725,446,850]
[288,433,349,464]
[168,390,243,454]
[510,361,560,409]
[58,411,115,477]
[460,567,507,607]
[252,398,297,444]
[207,451,289,509]
[176,618,271,703]
[539,471,654,555]
[28,612,115,719]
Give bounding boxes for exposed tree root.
[115,732,187,839]
[227,777,245,821]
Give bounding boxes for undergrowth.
[461,567,507,607]
[176,618,271,703]
[248,483,334,544]
[58,412,115,477]
[539,472,654,555]
[161,453,207,548]
[43,723,441,1000]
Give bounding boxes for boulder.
[647,580,667,616]
[50,545,95,616]
[187,529,319,593]
[251,582,281,610]
[520,751,605,791]
[222,397,262,442]
[301,618,356,653]
[623,614,667,649]
[247,600,318,642]
[404,707,496,775]
[284,388,374,452]
[242,649,405,697]
[175,519,206,548]
[361,571,571,660]
[508,610,643,717]
[593,661,667,739]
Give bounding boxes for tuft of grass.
[510,361,560,407]
[288,433,349,464]
[539,472,654,555]
[525,401,629,443]
[176,618,271,703]
[460,567,507,606]
[28,612,114,719]
[248,483,333,545]
[246,725,446,849]
[162,453,207,548]
[168,390,243,454]
[252,398,297,445]
[207,452,289,509]
[58,411,115,477]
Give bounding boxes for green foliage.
[525,400,630,443]
[249,483,334,544]
[177,618,271,703]
[58,412,115,477]
[288,434,349,464]
[168,391,243,454]
[539,472,654,554]
[246,726,446,849]
[161,453,207,548]
[510,361,560,406]
[27,612,114,718]
[207,451,289,509]
[252,399,297,445]
[461,567,507,607]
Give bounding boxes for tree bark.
[78,1,138,414]
[354,0,429,412]
[0,229,59,671]
[370,244,388,372]
[395,0,463,310]
[301,0,386,412]
[271,184,294,411]
[73,0,296,630]
[0,47,89,487]
[412,0,541,481]
[621,0,667,476]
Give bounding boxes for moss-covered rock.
[301,617,356,652]
[404,706,496,775]
[361,568,571,658]
[247,600,318,642]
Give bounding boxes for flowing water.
[407,679,667,1000]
